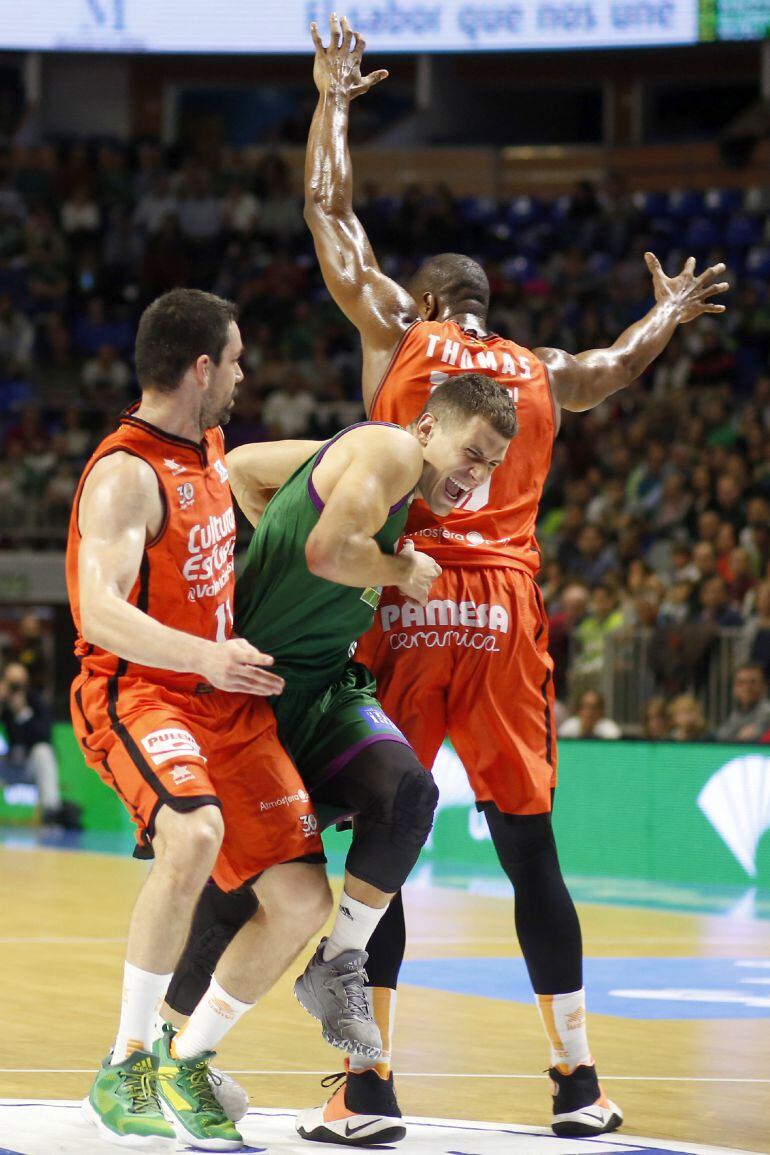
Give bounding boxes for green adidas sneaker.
[81,1049,177,1148]
[153,1023,243,1151]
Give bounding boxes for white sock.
[112,962,173,1063]
[350,986,396,1076]
[536,988,592,1074]
[322,892,388,960]
[172,976,254,1059]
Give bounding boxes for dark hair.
[134,289,238,394]
[409,253,490,317]
[420,373,518,440]
[735,663,766,681]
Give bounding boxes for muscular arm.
[78,453,283,693]
[305,18,417,404]
[305,427,423,590]
[226,440,323,528]
[539,253,728,413]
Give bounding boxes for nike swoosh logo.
[345,1118,382,1136]
[581,1109,608,1122]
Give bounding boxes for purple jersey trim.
[312,732,412,790]
[307,421,413,515]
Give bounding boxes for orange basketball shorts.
[71,670,323,890]
[356,566,557,815]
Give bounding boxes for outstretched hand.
[311,13,388,100]
[645,252,729,325]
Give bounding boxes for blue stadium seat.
[745,246,770,279]
[632,190,668,218]
[457,196,499,225]
[667,189,704,219]
[500,255,539,281]
[587,252,614,277]
[507,196,546,227]
[725,215,763,249]
[683,217,719,252]
[703,188,742,218]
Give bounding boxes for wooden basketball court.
[1,842,768,1153]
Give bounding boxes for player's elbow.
[79,599,108,648]
[305,529,342,581]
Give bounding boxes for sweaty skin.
[304,15,729,421]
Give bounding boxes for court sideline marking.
[2,1069,768,1083]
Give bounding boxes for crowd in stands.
[0,141,768,735]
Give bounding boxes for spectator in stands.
[653,471,692,535]
[714,474,745,533]
[10,612,50,691]
[671,544,699,583]
[741,496,770,574]
[559,690,621,739]
[0,660,81,828]
[715,664,770,742]
[548,581,590,703]
[221,179,260,237]
[0,293,34,370]
[698,575,743,628]
[263,374,315,439]
[133,172,179,237]
[660,578,695,626]
[745,581,770,680]
[73,296,132,357]
[60,184,101,243]
[570,523,618,585]
[570,582,624,693]
[81,343,132,403]
[691,541,719,588]
[641,696,671,740]
[696,508,721,546]
[669,693,711,742]
[724,546,756,606]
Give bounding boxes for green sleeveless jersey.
[234,425,411,687]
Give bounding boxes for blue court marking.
[399,957,770,1019]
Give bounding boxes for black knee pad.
[327,743,438,893]
[165,881,257,1016]
[392,765,439,849]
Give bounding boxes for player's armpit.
[305,428,421,589]
[226,440,323,527]
[537,345,631,413]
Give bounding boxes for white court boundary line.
[3,935,770,945]
[1,1068,768,1083]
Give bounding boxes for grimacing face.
[415,412,510,517]
[201,320,244,430]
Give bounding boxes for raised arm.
[77,453,283,694]
[305,15,418,405]
[538,252,729,414]
[305,427,441,605]
[226,439,323,527]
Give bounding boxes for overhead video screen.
[1,1,767,53]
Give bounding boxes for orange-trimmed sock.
[536,988,591,1075]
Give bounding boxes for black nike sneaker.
[550,1062,623,1136]
[295,1058,406,1146]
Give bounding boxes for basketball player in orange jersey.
[67,288,333,1151]
[296,15,729,1144]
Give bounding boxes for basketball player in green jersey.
[163,374,517,1137]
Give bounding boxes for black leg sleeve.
[363,888,406,989]
[165,880,258,1016]
[482,802,583,995]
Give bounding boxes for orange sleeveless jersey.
[370,320,555,574]
[66,411,236,691]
